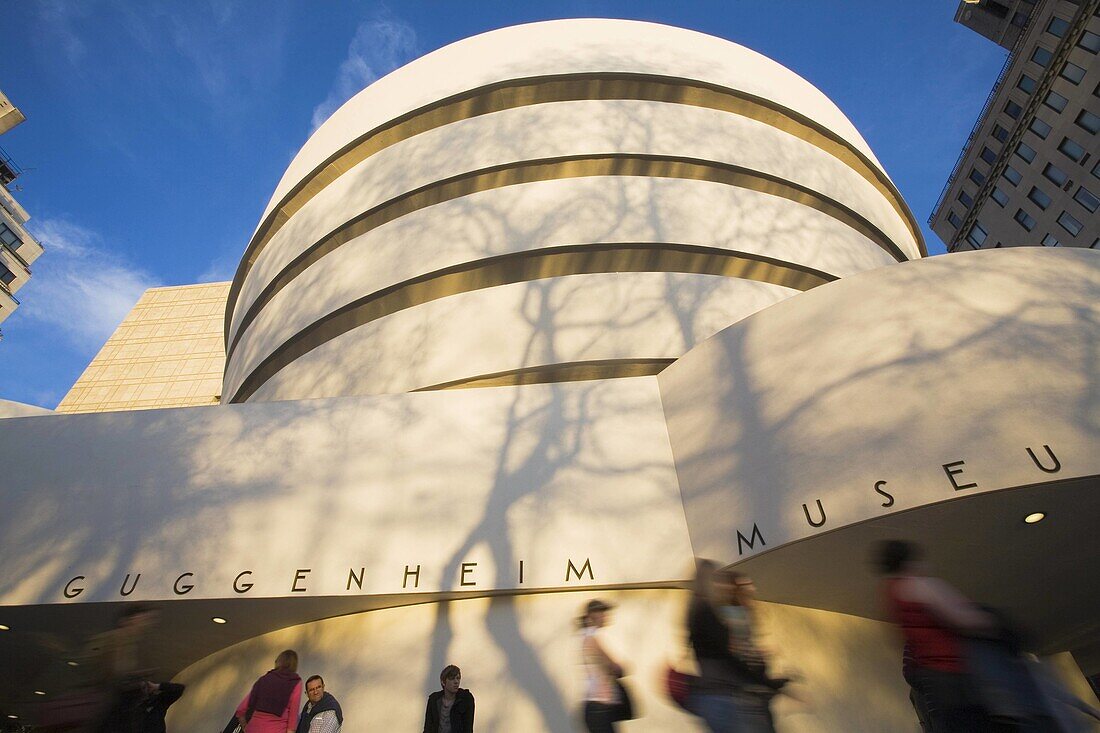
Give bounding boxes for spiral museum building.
[2,20,1099,731]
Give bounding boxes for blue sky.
[0,1,1006,408]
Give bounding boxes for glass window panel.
[1075,110,1100,134]
[1005,100,1023,119]
[1028,186,1052,209]
[969,168,986,186]
[981,146,998,164]
[1074,186,1099,212]
[1061,62,1086,84]
[1058,137,1086,161]
[992,124,1009,142]
[1015,142,1036,162]
[1043,162,1069,186]
[1057,211,1083,236]
[1042,234,1060,246]
[1046,17,1070,37]
[967,221,988,246]
[1044,90,1068,112]
[1017,74,1037,93]
[958,190,974,207]
[1004,165,1023,186]
[1014,209,1036,231]
[0,265,15,286]
[948,211,962,228]
[1032,47,1054,67]
[1029,117,1052,139]
[1078,30,1100,53]
[991,187,1009,207]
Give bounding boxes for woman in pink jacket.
[235,649,302,733]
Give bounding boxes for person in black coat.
[136,681,185,733]
[423,665,474,733]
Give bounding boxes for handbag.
[664,663,698,711]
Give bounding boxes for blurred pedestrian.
[422,664,474,733]
[235,650,302,733]
[136,681,185,733]
[875,540,994,732]
[92,604,160,733]
[687,560,785,733]
[578,599,629,733]
[296,675,342,733]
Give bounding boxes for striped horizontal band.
[226,241,837,403]
[412,358,678,391]
[226,71,925,343]
[226,152,902,363]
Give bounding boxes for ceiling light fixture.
[0,624,9,631]
[66,661,79,667]
[7,714,17,719]
[1024,512,1046,524]
[34,691,46,696]
[212,617,227,624]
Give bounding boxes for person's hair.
[718,569,745,606]
[576,599,611,629]
[693,558,717,603]
[274,649,299,673]
[305,675,324,688]
[876,540,919,575]
[440,665,461,686]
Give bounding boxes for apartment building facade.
[931,0,1099,251]
[0,88,44,335]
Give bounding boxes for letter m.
[736,524,766,556]
[566,558,594,582]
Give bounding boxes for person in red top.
[235,650,303,733]
[876,540,996,732]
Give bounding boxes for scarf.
[247,668,301,718]
[296,691,343,733]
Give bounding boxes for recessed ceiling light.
[0,624,9,631]
[212,617,227,624]
[66,661,79,667]
[34,690,46,696]
[7,714,17,719]
[1024,512,1046,524]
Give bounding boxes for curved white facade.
[222,19,923,404]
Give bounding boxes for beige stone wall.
[56,282,229,413]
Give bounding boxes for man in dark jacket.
[423,665,474,733]
[297,675,343,733]
[136,681,185,733]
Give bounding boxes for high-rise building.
[930,0,1099,252]
[0,88,45,336]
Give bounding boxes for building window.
[967,221,988,247]
[1015,142,1037,163]
[1017,74,1037,94]
[1029,117,1052,139]
[980,146,998,164]
[991,186,1009,207]
[1074,185,1099,212]
[1005,100,1024,119]
[1058,136,1087,161]
[1079,30,1100,54]
[1092,158,1100,180]
[1046,17,1070,37]
[1042,233,1060,246]
[1061,62,1086,84]
[1004,165,1023,186]
[992,124,1009,142]
[1028,186,1052,209]
[1015,208,1037,231]
[969,168,986,186]
[1057,210,1083,236]
[1043,162,1069,186]
[0,222,21,249]
[1044,90,1069,112]
[958,190,974,207]
[1012,11,1029,27]
[1075,110,1100,134]
[1032,47,1054,67]
[948,211,963,228]
[1092,238,1100,249]
[0,264,15,286]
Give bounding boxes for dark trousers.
[583,701,618,733]
[909,667,989,733]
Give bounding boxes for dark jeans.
[909,667,989,733]
[583,701,618,733]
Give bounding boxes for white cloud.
[20,219,161,351]
[310,13,419,133]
